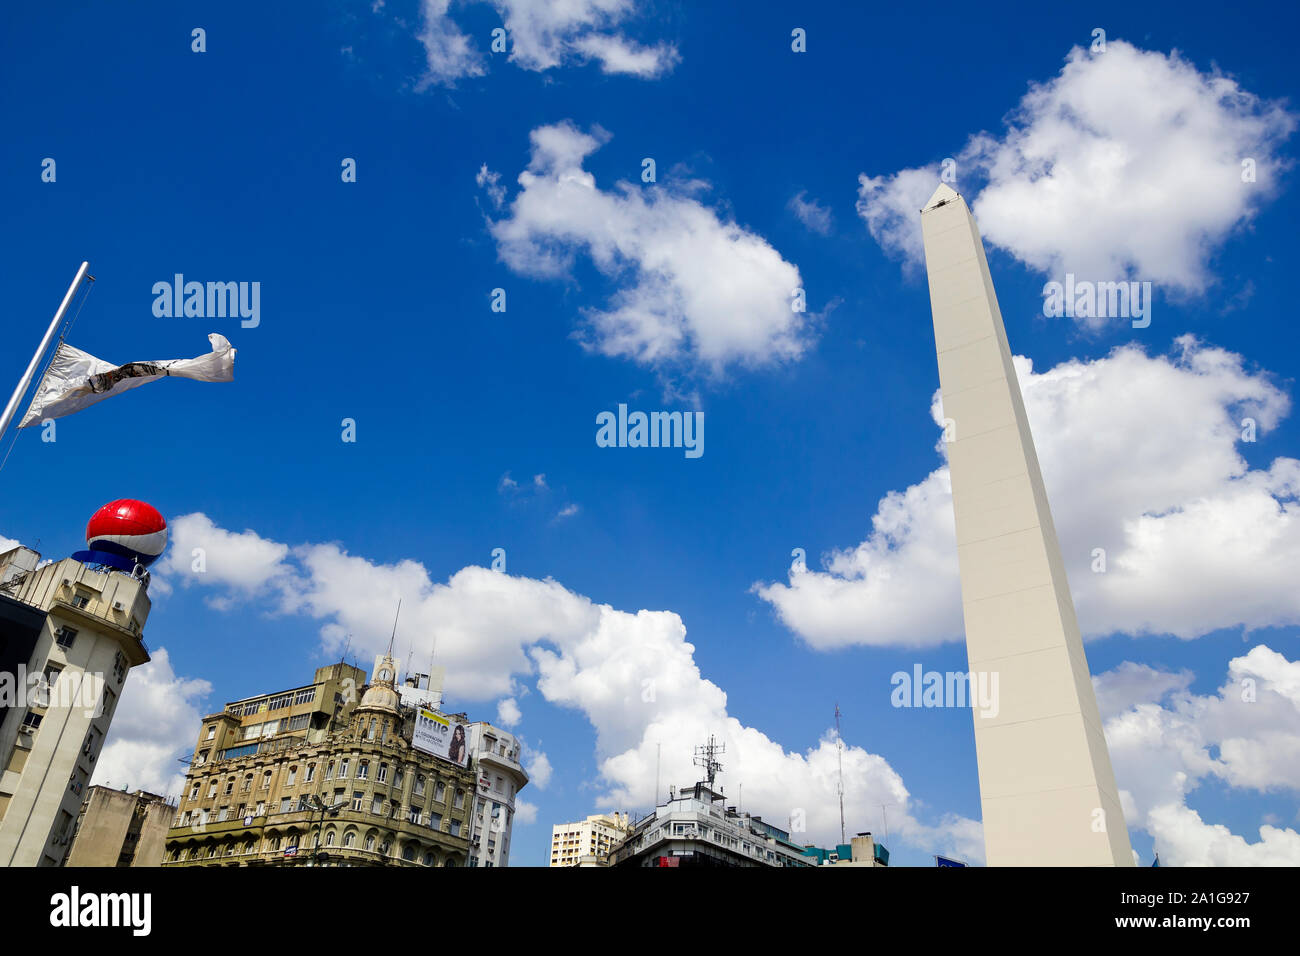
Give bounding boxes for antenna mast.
[693,735,725,789]
[835,703,846,846]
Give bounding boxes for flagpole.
[0,261,91,440]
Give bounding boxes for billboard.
[412,707,469,767]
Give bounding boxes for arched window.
[287,765,297,785]
[364,833,376,852]
[367,718,377,740]
[242,774,253,793]
[402,844,416,862]
[262,770,273,789]
[358,760,369,780]
[325,829,335,847]
[306,762,316,782]
[423,851,435,866]
[325,760,335,779]
[444,857,456,868]
[339,758,350,779]
[343,830,355,848]
[269,835,281,851]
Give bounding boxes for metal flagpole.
[0,261,91,440]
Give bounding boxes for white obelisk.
[920,184,1132,866]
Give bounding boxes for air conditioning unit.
[113,601,125,611]
[18,726,34,737]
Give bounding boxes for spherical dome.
[86,499,168,568]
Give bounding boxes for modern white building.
[464,721,528,867]
[550,811,631,867]
[609,783,811,868]
[0,546,152,866]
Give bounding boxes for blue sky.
[2,1,1299,866]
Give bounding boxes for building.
[162,653,478,867]
[802,832,889,867]
[465,721,528,867]
[918,184,1131,865]
[609,783,812,868]
[64,786,173,867]
[550,812,631,867]
[0,545,153,867]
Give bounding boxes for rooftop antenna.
[387,599,401,658]
[693,735,725,789]
[835,703,846,846]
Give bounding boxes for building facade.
[550,812,631,867]
[609,783,811,868]
[64,786,173,867]
[802,832,890,867]
[0,547,152,867]
[163,654,477,867]
[465,721,528,867]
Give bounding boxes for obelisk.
[919,184,1132,866]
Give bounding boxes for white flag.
[19,333,235,427]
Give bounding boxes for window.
[286,713,309,731]
[367,718,377,741]
[434,782,445,802]
[54,626,77,649]
[71,592,90,609]
[255,801,265,816]
[241,774,253,793]
[414,775,425,796]
[305,763,316,783]
[408,805,422,824]
[352,791,364,811]
[217,807,229,822]
[224,778,235,795]
[325,761,335,780]
[287,766,297,785]
[325,830,335,847]
[343,831,355,848]
[357,761,369,780]
[279,798,293,814]
[339,759,349,779]
[293,688,315,706]
[495,775,503,793]
[402,844,416,862]
[371,795,384,814]
[365,834,376,852]
[393,767,403,789]
[429,812,442,830]
[262,771,272,789]
[377,763,388,784]
[208,781,218,799]
[189,782,200,800]
[453,789,465,809]
[485,735,497,753]
[423,851,435,866]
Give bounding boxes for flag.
[19,333,235,427]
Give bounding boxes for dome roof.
[357,655,400,714]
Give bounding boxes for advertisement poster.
[412,707,468,767]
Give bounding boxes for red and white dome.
[85,499,168,568]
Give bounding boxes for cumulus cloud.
[414,0,677,86]
[756,337,1299,646]
[476,163,506,209]
[525,749,552,789]
[0,535,21,554]
[514,799,538,825]
[496,696,522,726]
[487,122,811,373]
[788,190,833,235]
[1097,645,1300,865]
[162,512,977,855]
[93,648,213,798]
[857,40,1295,308]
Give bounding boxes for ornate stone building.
[163,654,476,867]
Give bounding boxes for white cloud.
[416,0,486,88]
[857,41,1295,311]
[554,503,580,521]
[757,337,1300,646]
[0,535,21,554]
[476,163,506,209]
[788,190,833,235]
[487,122,812,372]
[93,648,212,798]
[525,749,552,789]
[165,512,977,855]
[414,0,677,86]
[156,513,292,595]
[497,696,522,726]
[1096,645,1300,866]
[514,799,538,825]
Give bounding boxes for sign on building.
[412,707,469,767]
